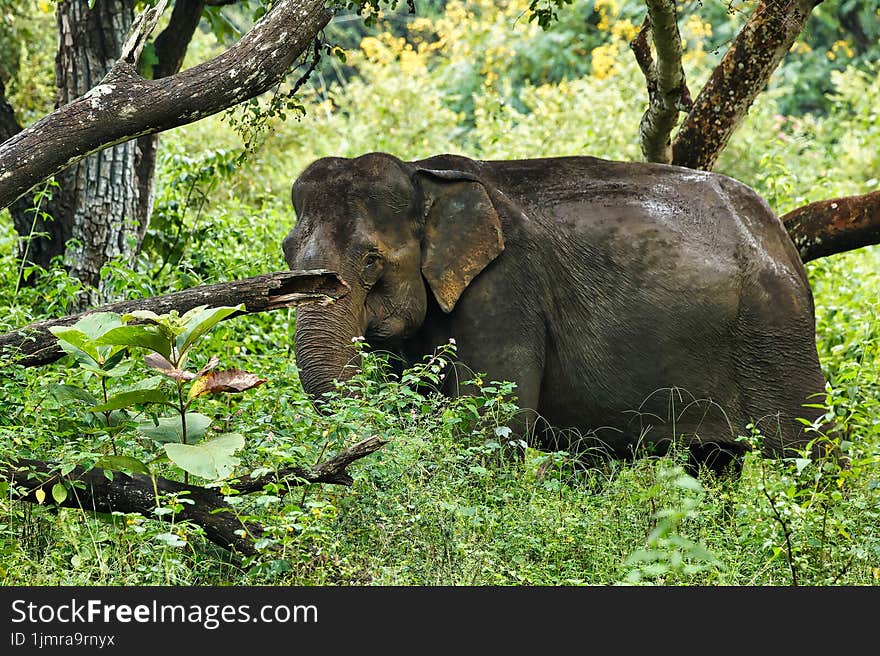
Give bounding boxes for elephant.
[282,151,828,475]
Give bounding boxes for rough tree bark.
[4,436,387,555]
[0,269,348,367]
[782,191,880,263]
[0,79,31,242]
[44,0,140,293]
[630,0,691,164]
[671,0,824,171]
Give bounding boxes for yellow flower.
[683,14,713,40]
[831,39,855,59]
[595,0,620,32]
[591,43,620,80]
[611,19,639,42]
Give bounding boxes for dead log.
[3,436,387,556]
[0,269,348,367]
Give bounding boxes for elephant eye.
[363,252,384,268]
[360,252,386,286]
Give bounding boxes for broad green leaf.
[164,432,244,480]
[128,374,169,391]
[102,347,128,370]
[47,384,97,405]
[101,359,134,378]
[154,532,187,547]
[51,483,67,504]
[34,488,45,504]
[176,305,243,355]
[90,388,169,412]
[188,369,267,400]
[136,413,212,444]
[95,455,152,476]
[96,325,172,359]
[794,458,812,474]
[71,312,123,340]
[48,327,101,363]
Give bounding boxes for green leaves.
[51,482,67,504]
[164,433,245,480]
[174,305,243,358]
[96,324,172,360]
[45,303,259,486]
[95,455,152,477]
[48,312,125,368]
[137,413,213,444]
[90,388,170,413]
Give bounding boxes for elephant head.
[282,152,505,399]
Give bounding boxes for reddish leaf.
[144,353,197,381]
[188,369,267,400]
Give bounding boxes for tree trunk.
[134,0,208,244]
[0,79,33,264]
[672,0,823,171]
[0,0,332,212]
[41,0,138,299]
[781,191,880,263]
[630,1,692,164]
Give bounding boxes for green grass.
[1,243,878,586]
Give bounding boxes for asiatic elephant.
[282,152,827,474]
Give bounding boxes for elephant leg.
[440,330,546,456]
[686,441,746,479]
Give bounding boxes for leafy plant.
[47,304,266,483]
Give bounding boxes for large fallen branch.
[0,269,348,367]
[0,0,332,210]
[782,190,880,263]
[3,436,387,556]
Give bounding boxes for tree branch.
[118,0,169,65]
[781,190,880,263]
[150,0,208,79]
[0,269,349,367]
[0,0,333,211]
[632,1,692,164]
[0,78,23,143]
[135,0,210,243]
[3,436,387,555]
[672,0,823,171]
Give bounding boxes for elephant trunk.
[294,297,363,401]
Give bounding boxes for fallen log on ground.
[0,269,348,367]
[2,436,387,556]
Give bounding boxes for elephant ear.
[415,169,505,313]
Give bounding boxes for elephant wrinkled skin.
[282,152,827,475]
